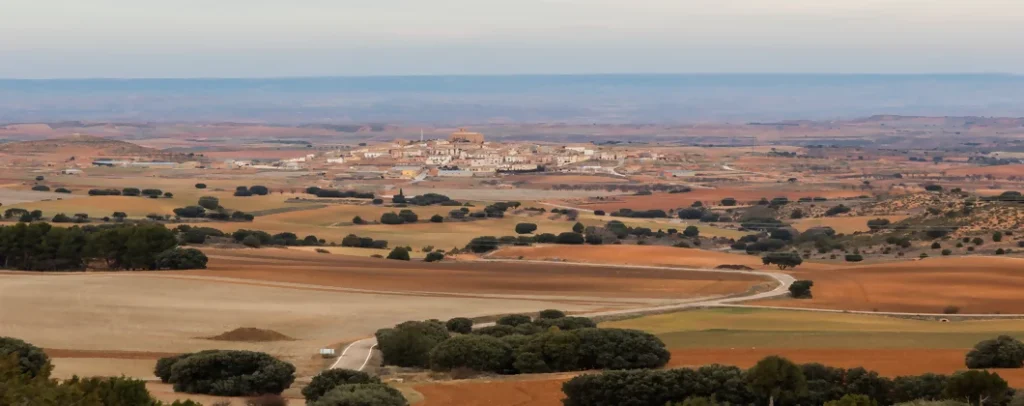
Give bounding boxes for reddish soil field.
[574,188,865,211]
[413,348,1024,406]
[173,248,766,300]
[415,376,571,406]
[493,244,767,269]
[757,257,1024,314]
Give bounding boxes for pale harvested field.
[756,256,1024,314]
[0,186,85,205]
[793,215,909,234]
[0,271,602,378]
[183,248,765,300]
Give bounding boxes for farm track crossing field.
[0,271,608,379]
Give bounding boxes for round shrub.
[515,223,538,234]
[424,251,445,262]
[533,316,597,331]
[429,334,513,373]
[472,325,517,338]
[167,350,296,396]
[386,247,410,261]
[155,248,209,270]
[538,309,566,320]
[555,232,585,245]
[31,185,50,192]
[966,335,1024,369]
[430,214,444,223]
[0,336,50,378]
[311,383,408,406]
[195,183,207,189]
[302,369,381,402]
[375,320,450,368]
[573,328,671,370]
[445,317,473,334]
[496,314,532,327]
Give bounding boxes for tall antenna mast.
[420,129,424,142]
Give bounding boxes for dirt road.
[329,260,795,371]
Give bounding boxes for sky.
[3,0,1024,78]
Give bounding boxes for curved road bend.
[329,260,795,371]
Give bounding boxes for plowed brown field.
[180,248,767,299]
[413,349,1024,406]
[415,376,571,406]
[758,256,1024,314]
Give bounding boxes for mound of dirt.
[715,264,754,270]
[205,327,294,342]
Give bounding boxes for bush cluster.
[562,356,1012,406]
[0,222,205,271]
[155,350,295,396]
[2,336,204,405]
[233,229,324,247]
[377,312,667,377]
[341,234,388,249]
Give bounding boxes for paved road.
[328,260,794,372]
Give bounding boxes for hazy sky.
[3,0,1024,78]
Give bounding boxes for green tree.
[965,336,1024,369]
[683,225,700,237]
[302,369,381,402]
[515,223,538,234]
[445,317,473,334]
[825,394,877,406]
[429,334,513,373]
[166,350,295,396]
[572,222,585,233]
[375,320,450,368]
[386,247,410,261]
[0,336,51,377]
[944,370,1009,405]
[746,355,807,406]
[197,196,220,210]
[497,314,532,327]
[155,248,209,270]
[310,383,408,406]
[789,280,814,299]
[762,252,804,269]
[538,309,566,319]
[424,251,445,262]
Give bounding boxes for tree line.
[0,222,206,271]
[374,311,669,376]
[562,355,1013,406]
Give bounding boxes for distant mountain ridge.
[3,74,1024,124]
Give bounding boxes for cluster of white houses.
[227,130,634,179]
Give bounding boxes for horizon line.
[0,72,1020,81]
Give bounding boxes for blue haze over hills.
[2,74,1023,124]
